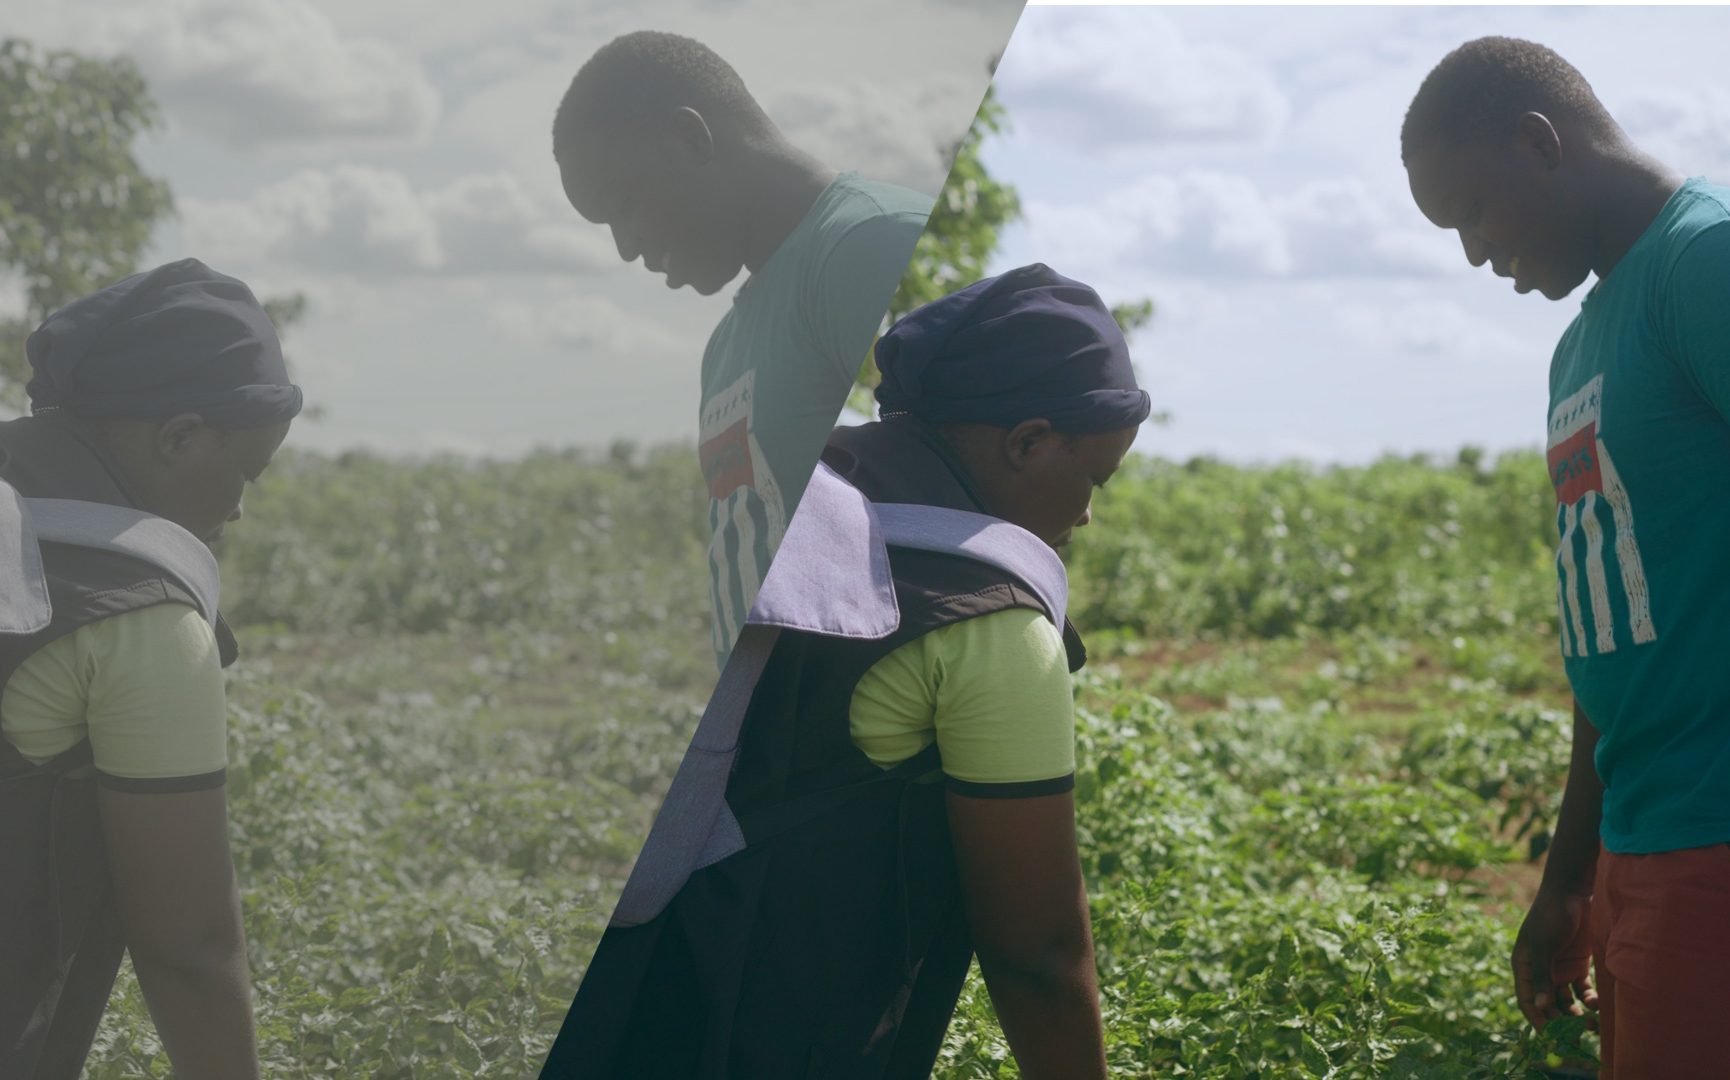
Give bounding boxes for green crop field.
[85,444,1595,1078]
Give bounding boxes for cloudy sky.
[10,0,1022,455]
[987,5,1730,464]
[15,3,1729,466]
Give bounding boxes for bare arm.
[1539,700,1604,899]
[947,789,1107,1080]
[99,785,259,1080]
[1511,700,1603,1031]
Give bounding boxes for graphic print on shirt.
[698,368,786,659]
[1546,373,1655,657]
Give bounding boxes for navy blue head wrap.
[874,263,1151,434]
[25,258,303,428]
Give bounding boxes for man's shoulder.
[814,173,932,236]
[791,174,931,293]
[1644,180,1730,310]
[839,173,936,213]
[1661,180,1730,259]
[1677,179,1730,220]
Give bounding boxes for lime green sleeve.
[849,607,1076,796]
[0,603,228,791]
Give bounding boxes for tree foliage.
[0,38,173,410]
[0,37,310,414]
[886,81,1022,326]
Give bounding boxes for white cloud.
[1023,171,1457,281]
[73,0,438,148]
[444,42,558,86]
[998,7,1288,150]
[1133,282,1230,330]
[443,57,968,201]
[491,295,687,358]
[180,167,615,276]
[766,77,974,195]
[311,0,573,56]
[1027,173,1289,277]
[19,0,1017,456]
[1616,85,1730,178]
[1274,178,1460,277]
[426,174,618,273]
[1335,299,1526,363]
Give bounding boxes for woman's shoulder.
[73,602,221,682]
[927,608,1069,689]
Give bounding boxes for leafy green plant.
[80,446,1586,1077]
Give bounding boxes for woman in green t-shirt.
[1,259,299,1080]
[836,263,1147,1078]
[548,263,1147,1080]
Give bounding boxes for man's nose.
[611,224,641,263]
[1459,231,1491,268]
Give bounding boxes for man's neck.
[1585,143,1687,280]
[738,137,839,275]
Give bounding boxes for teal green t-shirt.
[699,173,930,670]
[1545,177,1730,853]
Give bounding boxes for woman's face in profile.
[183,421,292,543]
[966,423,1138,549]
[120,417,292,543]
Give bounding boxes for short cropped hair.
[552,31,766,162]
[1401,36,1617,160]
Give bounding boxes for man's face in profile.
[560,115,747,297]
[1405,128,1594,302]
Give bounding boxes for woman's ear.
[1004,418,1055,470]
[153,413,209,461]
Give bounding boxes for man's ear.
[1515,111,1564,171]
[668,106,716,166]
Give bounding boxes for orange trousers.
[1589,842,1730,1079]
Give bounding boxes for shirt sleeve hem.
[96,767,227,794]
[945,773,1075,800]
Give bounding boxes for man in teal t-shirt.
[552,33,930,669]
[1404,36,1730,1077]
[1544,181,1730,853]
[695,174,927,668]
